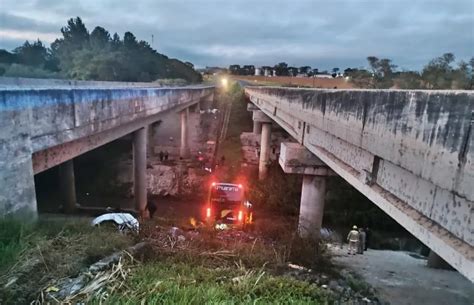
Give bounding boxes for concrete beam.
[252,110,273,123]
[32,113,164,174]
[279,142,336,176]
[247,103,259,111]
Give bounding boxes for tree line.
[229,54,474,90]
[346,54,474,90]
[0,17,202,83]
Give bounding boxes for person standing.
[164,151,169,161]
[358,228,366,254]
[364,227,370,250]
[347,225,359,255]
[159,151,164,162]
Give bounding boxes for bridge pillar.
[259,123,272,180]
[299,175,326,239]
[58,159,77,213]
[133,127,148,218]
[180,108,190,159]
[278,142,336,240]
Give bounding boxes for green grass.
[0,219,33,271]
[95,260,331,304]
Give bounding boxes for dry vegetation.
[234,75,354,89]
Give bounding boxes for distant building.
[255,67,261,76]
[199,66,227,75]
[314,74,333,79]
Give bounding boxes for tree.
[396,71,422,89]
[288,66,298,76]
[0,50,17,64]
[365,56,396,88]
[3,17,203,83]
[111,33,122,50]
[60,17,89,49]
[13,40,48,67]
[299,66,311,75]
[90,26,111,50]
[123,32,138,50]
[345,68,373,88]
[422,53,456,89]
[274,62,289,76]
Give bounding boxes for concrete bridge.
[245,86,474,282]
[0,78,214,218]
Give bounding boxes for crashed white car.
[91,213,139,233]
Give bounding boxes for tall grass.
[0,219,33,271]
[0,217,134,304]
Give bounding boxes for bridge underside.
[245,87,474,282]
[0,84,214,218]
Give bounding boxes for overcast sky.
[1,0,473,70]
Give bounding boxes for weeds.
[93,260,331,304]
[0,216,134,304]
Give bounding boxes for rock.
[328,280,337,288]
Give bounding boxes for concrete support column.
[298,175,326,239]
[427,250,452,269]
[253,121,262,134]
[133,127,148,218]
[258,123,272,180]
[58,159,77,213]
[180,108,190,159]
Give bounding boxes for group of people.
[158,151,169,162]
[346,225,370,255]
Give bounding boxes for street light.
[221,77,228,88]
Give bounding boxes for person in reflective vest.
[347,225,359,255]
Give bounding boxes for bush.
[0,63,61,79]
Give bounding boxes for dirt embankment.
[235,75,355,89]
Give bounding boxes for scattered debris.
[288,263,307,271]
[91,213,139,233]
[41,242,148,303]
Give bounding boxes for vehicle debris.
[91,213,139,233]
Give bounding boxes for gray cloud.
[0,0,472,70]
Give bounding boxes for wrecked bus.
[205,182,253,229]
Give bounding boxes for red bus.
[205,182,253,229]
